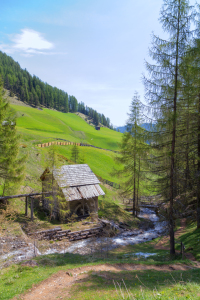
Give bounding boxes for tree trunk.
[185,101,190,191]
[169,0,181,255]
[197,94,200,228]
[136,157,140,217]
[132,121,137,216]
[133,173,136,216]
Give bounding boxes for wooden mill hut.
[40,164,105,220]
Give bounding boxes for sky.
[0,0,197,126]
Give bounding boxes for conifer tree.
[0,77,26,199]
[180,35,200,228]
[71,144,79,163]
[144,0,195,254]
[116,92,149,216]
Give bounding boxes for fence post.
[25,196,28,216]
[181,242,185,260]
[31,197,34,221]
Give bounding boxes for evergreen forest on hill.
[0,51,112,129]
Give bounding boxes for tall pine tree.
[0,77,26,199]
[116,92,149,216]
[144,0,195,254]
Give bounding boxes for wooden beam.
[0,192,50,201]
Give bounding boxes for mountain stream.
[0,207,167,267]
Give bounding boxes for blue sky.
[0,0,196,126]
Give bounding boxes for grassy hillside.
[54,145,121,184]
[15,144,121,192]
[11,105,122,150]
[8,104,154,194]
[9,104,123,190]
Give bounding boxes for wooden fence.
[37,141,81,147]
[0,192,48,221]
[37,140,118,153]
[36,141,120,189]
[96,175,120,189]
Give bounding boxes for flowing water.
[65,207,167,254]
[0,207,167,266]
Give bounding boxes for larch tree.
[143,0,195,254]
[180,35,200,229]
[71,144,79,163]
[116,92,149,216]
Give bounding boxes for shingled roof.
[41,164,105,201]
[53,164,100,187]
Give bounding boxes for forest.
[119,0,200,256]
[0,51,112,128]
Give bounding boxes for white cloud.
[0,28,55,56]
[12,29,53,52]
[0,43,14,54]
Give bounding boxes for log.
[55,232,71,237]
[67,227,102,236]
[0,192,50,201]
[28,227,62,236]
[28,226,103,241]
[57,229,71,233]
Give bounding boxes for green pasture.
[11,105,122,150]
[69,268,200,300]
[0,244,199,300]
[52,145,121,184]
[175,223,200,261]
[19,143,121,190]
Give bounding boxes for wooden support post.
[83,201,85,216]
[180,241,185,259]
[42,184,44,207]
[182,242,184,260]
[31,197,34,221]
[25,196,28,216]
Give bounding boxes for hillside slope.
[0,51,112,128]
[11,105,122,150]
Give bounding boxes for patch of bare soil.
[15,262,200,300]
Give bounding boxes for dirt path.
[14,218,200,300]
[15,262,200,300]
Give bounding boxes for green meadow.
[53,145,121,184]
[1,245,200,300]
[11,105,122,150]
[16,143,121,192]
